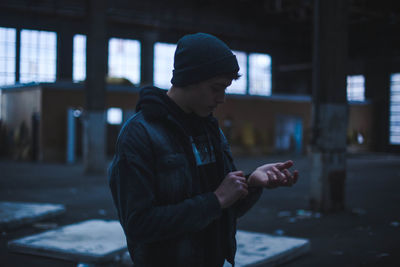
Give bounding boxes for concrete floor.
[0,153,399,266]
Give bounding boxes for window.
[390,73,400,145]
[108,38,140,85]
[226,50,247,95]
[20,29,57,83]
[249,53,272,96]
[347,75,365,101]
[73,34,86,82]
[107,107,123,125]
[154,42,176,90]
[0,27,16,86]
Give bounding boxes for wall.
[1,83,374,162]
[0,86,41,160]
[41,85,139,162]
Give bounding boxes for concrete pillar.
[140,32,157,86]
[310,0,348,212]
[57,28,73,81]
[365,59,390,151]
[15,28,21,82]
[83,0,107,174]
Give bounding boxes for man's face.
[183,76,232,117]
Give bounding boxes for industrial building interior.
[0,0,399,266]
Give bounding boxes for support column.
[140,32,157,86]
[365,60,390,152]
[15,28,21,82]
[57,28,73,81]
[83,0,107,174]
[310,0,348,212]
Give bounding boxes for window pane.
[107,107,123,125]
[390,73,400,145]
[108,38,140,85]
[154,42,176,90]
[249,53,272,96]
[226,50,247,95]
[20,29,57,83]
[73,34,86,82]
[0,27,16,86]
[346,75,365,101]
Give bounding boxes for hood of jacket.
[135,86,219,129]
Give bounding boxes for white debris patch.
[0,201,65,231]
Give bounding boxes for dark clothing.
[108,86,262,267]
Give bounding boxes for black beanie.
[171,33,239,87]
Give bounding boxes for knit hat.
[171,33,239,87]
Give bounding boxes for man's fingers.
[293,170,299,184]
[276,160,293,171]
[282,169,294,186]
[272,167,285,180]
[231,170,244,177]
[234,175,247,182]
[267,171,278,182]
[236,178,248,188]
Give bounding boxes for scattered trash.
[314,212,322,219]
[376,253,390,258]
[296,209,313,219]
[33,222,58,230]
[330,251,344,255]
[279,209,321,222]
[277,211,291,218]
[390,221,399,227]
[98,209,107,216]
[274,229,285,236]
[351,208,366,216]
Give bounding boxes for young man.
[108,33,299,267]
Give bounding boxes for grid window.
[73,34,86,82]
[20,29,57,83]
[249,53,272,96]
[107,107,123,125]
[226,50,247,95]
[0,27,16,86]
[390,73,400,145]
[154,42,176,90]
[347,75,365,101]
[108,38,140,85]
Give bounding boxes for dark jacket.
[108,87,262,266]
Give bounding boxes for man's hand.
[247,160,299,188]
[214,171,248,209]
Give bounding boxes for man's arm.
[110,156,222,244]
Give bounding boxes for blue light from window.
[108,38,140,85]
[0,27,16,86]
[154,42,176,90]
[227,50,247,95]
[20,29,57,83]
[347,75,365,102]
[107,107,123,125]
[390,73,400,145]
[249,53,272,96]
[73,34,86,82]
